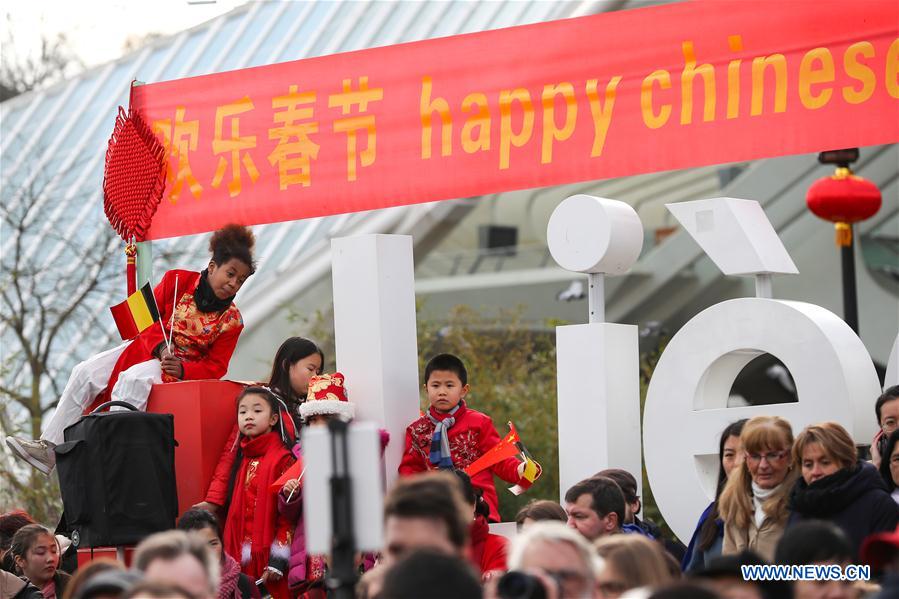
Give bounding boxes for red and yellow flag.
[109,282,159,340]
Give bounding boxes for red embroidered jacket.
[398,401,524,522]
[88,269,243,411]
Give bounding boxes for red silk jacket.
[88,269,243,412]
[398,401,524,522]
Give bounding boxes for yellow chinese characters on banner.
[150,77,384,203]
[211,96,260,198]
[268,86,319,190]
[153,107,203,202]
[328,77,384,181]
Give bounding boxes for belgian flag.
[110,282,160,340]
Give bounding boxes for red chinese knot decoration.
[103,105,167,243]
[806,167,881,247]
[102,100,167,293]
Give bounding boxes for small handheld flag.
[464,425,521,477]
[167,274,179,353]
[270,455,305,494]
[110,282,159,340]
[464,421,542,496]
[509,455,542,496]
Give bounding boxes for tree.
[0,13,83,101]
[0,144,119,522]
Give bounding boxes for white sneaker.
[5,437,55,475]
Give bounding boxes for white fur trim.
[300,399,354,421]
[241,542,252,565]
[270,542,291,560]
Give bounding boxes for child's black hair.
[267,337,325,411]
[209,224,256,274]
[451,469,490,520]
[176,508,222,540]
[424,353,468,386]
[235,385,280,416]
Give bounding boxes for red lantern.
[806,167,882,246]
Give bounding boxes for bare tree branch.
[0,383,29,404]
[0,14,83,101]
[1,131,101,527]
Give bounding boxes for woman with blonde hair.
[788,421,898,557]
[594,534,676,598]
[719,415,797,561]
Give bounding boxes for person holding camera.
[494,521,600,599]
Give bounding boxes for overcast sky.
[3,0,245,69]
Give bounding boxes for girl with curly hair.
[7,224,256,475]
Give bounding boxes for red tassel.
[125,243,137,295]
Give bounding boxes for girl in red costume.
[222,386,294,599]
[6,224,255,475]
[199,338,325,513]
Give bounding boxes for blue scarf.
[427,403,460,469]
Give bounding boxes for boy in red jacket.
[398,353,528,522]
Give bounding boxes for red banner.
[132,0,899,240]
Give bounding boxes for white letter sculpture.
[548,195,644,501]
[331,234,422,487]
[643,198,882,542]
